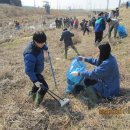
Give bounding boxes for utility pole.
[57,0,58,10]
[86,0,88,10]
[118,0,121,8]
[34,0,36,7]
[107,0,109,10]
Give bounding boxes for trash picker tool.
[47,90,70,107]
[48,51,57,86]
[49,89,64,100]
[103,33,108,40]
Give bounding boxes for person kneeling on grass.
[23,31,49,106]
[71,42,120,100]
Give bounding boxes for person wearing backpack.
[94,12,106,44]
[71,42,120,100]
[23,31,49,106]
[60,28,80,59]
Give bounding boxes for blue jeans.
[66,79,75,94]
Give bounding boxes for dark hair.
[106,18,111,23]
[97,42,111,65]
[63,28,67,31]
[33,31,47,43]
[98,12,104,16]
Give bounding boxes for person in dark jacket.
[55,18,59,28]
[60,28,80,59]
[94,12,106,44]
[71,42,120,99]
[14,21,20,30]
[126,1,129,9]
[91,17,96,29]
[115,8,119,18]
[83,20,90,35]
[23,31,49,106]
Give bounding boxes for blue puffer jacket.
[60,30,74,46]
[80,54,120,98]
[95,17,106,32]
[23,41,48,82]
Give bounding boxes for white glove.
[71,71,79,76]
[34,81,43,88]
[77,56,85,62]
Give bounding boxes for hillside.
[0,5,130,130]
[0,4,89,44]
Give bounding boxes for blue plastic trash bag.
[66,58,86,93]
[66,79,75,94]
[129,2,130,7]
[117,25,128,38]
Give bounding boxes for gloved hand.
[34,81,48,91]
[34,81,43,88]
[77,56,85,62]
[71,71,79,76]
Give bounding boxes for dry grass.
[0,5,130,130]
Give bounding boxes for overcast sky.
[21,0,128,10]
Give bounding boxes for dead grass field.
[0,5,130,130]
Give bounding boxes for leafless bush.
[73,33,81,45]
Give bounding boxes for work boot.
[28,91,36,102]
[64,53,67,59]
[35,92,44,107]
[83,86,99,108]
[74,48,80,56]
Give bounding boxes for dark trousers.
[65,44,79,59]
[73,79,97,94]
[32,74,49,95]
[84,78,97,86]
[95,31,103,43]
[108,24,118,38]
[83,27,89,35]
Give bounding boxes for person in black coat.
[126,1,129,8]
[60,28,80,59]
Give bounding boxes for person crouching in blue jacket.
[23,31,49,106]
[71,42,120,99]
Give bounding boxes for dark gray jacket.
[60,30,74,46]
